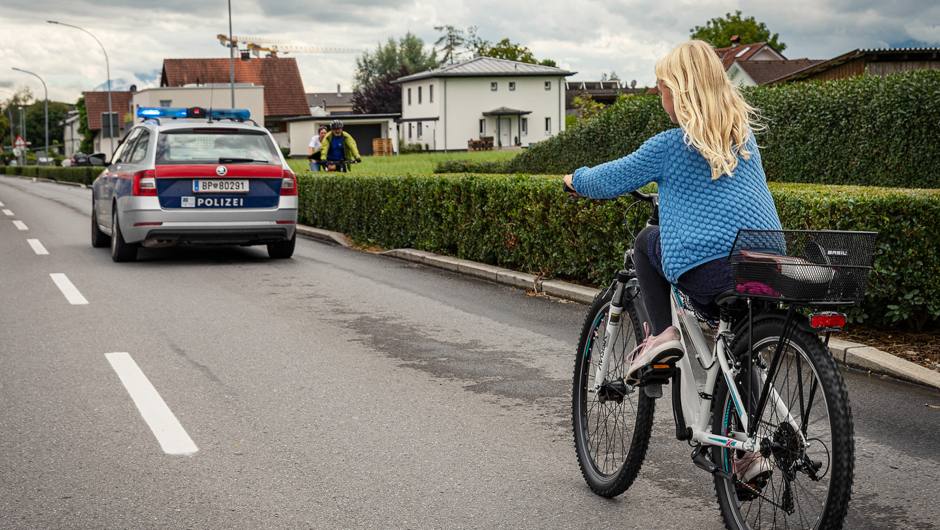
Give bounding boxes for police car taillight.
[280,170,297,196]
[133,170,157,196]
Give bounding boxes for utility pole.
[12,68,49,165]
[228,0,235,108]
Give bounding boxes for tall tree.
[352,66,410,115]
[481,38,538,63]
[690,11,787,51]
[353,32,440,91]
[434,25,465,65]
[24,101,71,149]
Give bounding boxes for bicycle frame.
[591,277,807,455]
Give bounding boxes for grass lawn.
[287,149,521,176]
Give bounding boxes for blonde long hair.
[655,40,760,180]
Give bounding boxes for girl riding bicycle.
[564,40,782,482]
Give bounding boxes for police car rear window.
[156,129,280,165]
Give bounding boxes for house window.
[159,100,172,108]
[101,112,120,139]
[429,85,434,103]
[491,82,497,91]
[409,123,413,139]
[521,118,527,135]
[408,88,412,105]
[545,117,551,134]
[417,121,423,139]
[544,81,551,91]
[479,119,485,135]
[418,86,422,104]
[509,82,516,91]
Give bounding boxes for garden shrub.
[0,164,101,184]
[298,173,940,331]
[506,70,940,189]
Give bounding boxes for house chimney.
[730,35,741,48]
[337,84,341,97]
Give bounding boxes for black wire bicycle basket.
[729,230,877,303]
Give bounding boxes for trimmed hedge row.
[0,165,101,185]
[501,71,940,189]
[298,173,940,331]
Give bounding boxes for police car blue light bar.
[136,107,251,120]
[137,107,187,118]
[209,108,251,120]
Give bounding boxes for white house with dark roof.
[392,56,575,151]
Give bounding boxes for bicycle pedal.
[636,363,676,386]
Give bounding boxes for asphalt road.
[1,175,938,529]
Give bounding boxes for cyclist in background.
[318,119,361,171]
[563,40,783,485]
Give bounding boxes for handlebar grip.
[630,190,654,201]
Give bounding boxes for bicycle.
[568,186,877,529]
[319,158,360,173]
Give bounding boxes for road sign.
[14,135,26,148]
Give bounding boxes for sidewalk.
[297,224,940,391]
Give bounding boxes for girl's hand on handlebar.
[563,174,581,196]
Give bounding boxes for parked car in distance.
[91,107,298,262]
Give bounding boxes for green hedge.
[298,173,940,331]
[0,165,101,185]
[503,71,940,189]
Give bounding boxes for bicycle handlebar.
[562,181,657,203]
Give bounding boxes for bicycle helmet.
[330,119,344,129]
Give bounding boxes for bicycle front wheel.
[572,286,654,497]
[712,319,854,529]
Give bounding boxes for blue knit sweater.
[572,128,782,283]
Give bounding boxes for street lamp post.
[48,21,113,157]
[12,68,49,165]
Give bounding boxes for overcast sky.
[1,0,938,104]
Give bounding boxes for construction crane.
[217,35,362,58]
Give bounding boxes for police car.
[91,107,298,262]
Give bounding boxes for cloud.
[3,0,939,104]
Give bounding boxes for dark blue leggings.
[633,226,735,336]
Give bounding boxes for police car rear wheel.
[91,203,110,248]
[111,210,138,262]
[267,233,295,259]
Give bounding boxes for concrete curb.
[366,235,940,391]
[295,225,351,247]
[1,175,87,188]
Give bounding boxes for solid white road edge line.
[13,220,27,230]
[27,239,49,255]
[105,352,199,456]
[2,209,12,216]
[49,273,88,305]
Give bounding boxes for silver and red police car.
[91,107,298,262]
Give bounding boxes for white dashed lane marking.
[13,220,27,230]
[49,273,88,305]
[27,239,49,255]
[0,201,5,206]
[105,352,199,456]
[2,209,12,216]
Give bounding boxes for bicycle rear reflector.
[809,312,846,329]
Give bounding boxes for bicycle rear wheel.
[572,286,654,497]
[712,319,854,529]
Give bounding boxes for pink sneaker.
[625,323,684,386]
[732,452,774,484]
